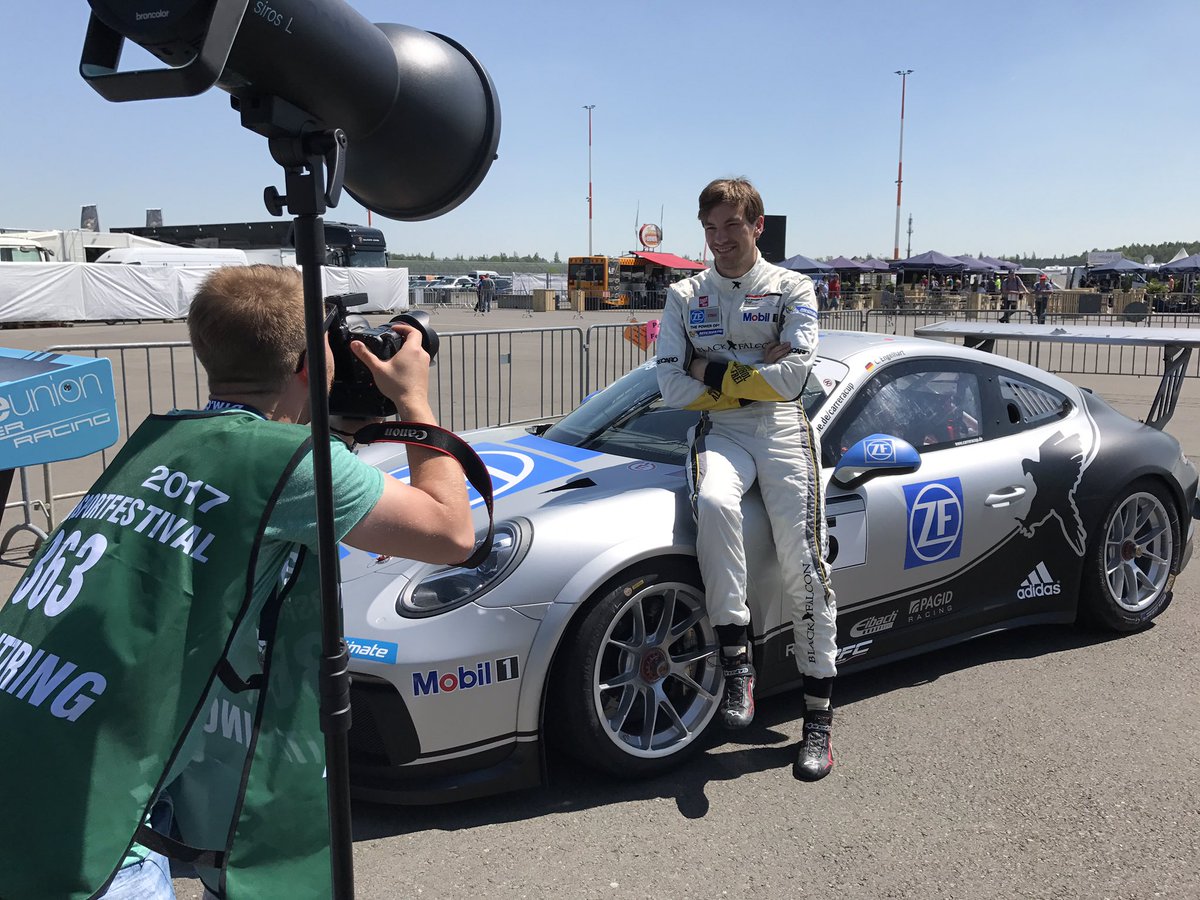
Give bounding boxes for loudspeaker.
[758,214,786,263]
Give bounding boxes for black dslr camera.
[325,293,439,419]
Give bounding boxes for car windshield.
[542,358,844,465]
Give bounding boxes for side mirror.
[832,433,920,487]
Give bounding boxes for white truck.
[0,229,177,262]
[94,247,248,267]
[0,235,53,262]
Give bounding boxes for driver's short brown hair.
[188,265,307,393]
[697,177,765,225]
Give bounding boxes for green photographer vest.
[0,411,333,899]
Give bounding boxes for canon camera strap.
[353,421,494,568]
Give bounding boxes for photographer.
[0,265,473,899]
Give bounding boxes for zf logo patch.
[903,477,964,568]
[865,439,895,462]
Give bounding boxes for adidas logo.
[1017,562,1061,599]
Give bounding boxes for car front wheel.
[1080,479,1180,631]
[550,560,722,777]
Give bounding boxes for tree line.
[390,251,561,263]
[1005,241,1198,268]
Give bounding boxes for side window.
[997,373,1070,431]
[824,364,984,464]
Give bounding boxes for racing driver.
[656,176,838,781]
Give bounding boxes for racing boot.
[793,707,834,781]
[719,651,756,729]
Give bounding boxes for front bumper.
[349,674,543,804]
[341,564,550,804]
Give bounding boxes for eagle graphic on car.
[1017,430,1088,556]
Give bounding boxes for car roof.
[815,330,1080,395]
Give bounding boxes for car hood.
[340,426,684,577]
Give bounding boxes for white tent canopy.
[0,262,408,323]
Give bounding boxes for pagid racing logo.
[907,590,954,622]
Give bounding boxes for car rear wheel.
[550,560,722,776]
[1080,479,1180,631]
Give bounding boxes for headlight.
[397,519,531,617]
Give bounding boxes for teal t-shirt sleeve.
[266,438,386,548]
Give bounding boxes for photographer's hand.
[347,323,474,564]
[350,323,435,422]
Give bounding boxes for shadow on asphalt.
[352,620,1127,838]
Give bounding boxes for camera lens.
[390,309,439,360]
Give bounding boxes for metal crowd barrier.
[8,311,1200,548]
[3,323,651,543]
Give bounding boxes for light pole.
[583,104,595,255]
[893,69,912,260]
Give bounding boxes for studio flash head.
[81,0,501,220]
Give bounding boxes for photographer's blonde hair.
[188,265,308,395]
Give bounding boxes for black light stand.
[243,94,355,900]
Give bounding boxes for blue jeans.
[101,850,175,899]
[101,798,176,900]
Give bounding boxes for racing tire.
[1080,479,1180,632]
[549,559,723,777]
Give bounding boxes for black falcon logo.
[1017,430,1088,556]
[732,281,741,289]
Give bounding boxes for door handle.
[985,486,1027,508]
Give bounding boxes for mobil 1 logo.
[412,655,521,697]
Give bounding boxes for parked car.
[341,331,1197,803]
[423,275,477,296]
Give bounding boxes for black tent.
[954,255,999,274]
[977,255,1018,271]
[826,255,870,272]
[1158,253,1200,275]
[778,254,832,274]
[859,258,894,272]
[1088,257,1148,275]
[889,250,966,272]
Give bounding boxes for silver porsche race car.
[341,329,1197,804]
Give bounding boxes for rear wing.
[914,321,1200,431]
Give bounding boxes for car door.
[818,356,1039,669]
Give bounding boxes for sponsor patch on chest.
[741,309,777,323]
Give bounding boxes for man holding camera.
[0,265,474,899]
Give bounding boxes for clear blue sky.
[4,1,1198,262]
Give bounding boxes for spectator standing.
[816,275,830,311]
[475,273,496,313]
[1001,270,1027,322]
[1033,274,1052,324]
[829,273,841,309]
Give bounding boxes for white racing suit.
[656,254,837,679]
